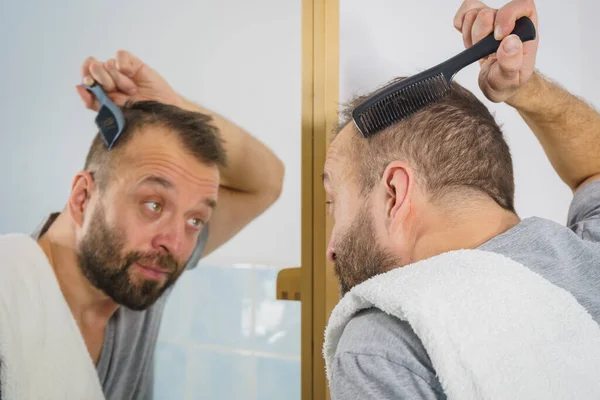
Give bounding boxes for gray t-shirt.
[330,181,600,400]
[31,214,209,400]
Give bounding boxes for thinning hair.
[84,101,227,189]
[339,78,515,212]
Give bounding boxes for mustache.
[123,251,180,273]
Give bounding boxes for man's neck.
[411,198,520,263]
[37,213,119,327]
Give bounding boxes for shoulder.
[335,307,436,378]
[331,308,445,399]
[568,181,600,242]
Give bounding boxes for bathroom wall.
[154,264,300,400]
[340,0,600,225]
[0,1,303,399]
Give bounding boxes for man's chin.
[117,289,165,310]
[109,277,168,310]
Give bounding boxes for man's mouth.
[134,263,169,281]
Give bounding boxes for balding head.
[84,101,226,191]
[336,78,514,212]
[324,77,517,295]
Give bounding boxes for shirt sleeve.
[567,180,600,242]
[330,352,446,400]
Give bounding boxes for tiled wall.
[154,264,301,400]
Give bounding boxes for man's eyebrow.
[203,198,217,209]
[322,171,330,184]
[138,175,174,190]
[137,175,217,210]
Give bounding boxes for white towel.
[323,249,600,399]
[0,233,105,400]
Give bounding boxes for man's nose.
[326,237,337,264]
[151,222,185,259]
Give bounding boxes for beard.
[77,203,184,310]
[334,204,401,296]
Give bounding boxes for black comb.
[352,17,536,137]
[80,83,126,149]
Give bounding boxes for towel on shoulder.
[324,249,600,400]
[0,233,105,400]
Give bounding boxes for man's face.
[323,125,401,295]
[77,126,219,310]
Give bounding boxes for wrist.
[504,70,545,112]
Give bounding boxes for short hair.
[84,101,227,189]
[340,78,515,212]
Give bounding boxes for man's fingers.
[76,85,99,111]
[471,8,496,46]
[494,0,537,40]
[115,50,144,79]
[462,8,482,48]
[80,56,98,84]
[454,0,487,31]
[89,61,116,92]
[105,59,137,95]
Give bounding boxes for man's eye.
[326,201,334,214]
[187,217,204,228]
[145,202,163,213]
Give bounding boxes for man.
[325,0,600,398]
[0,52,284,398]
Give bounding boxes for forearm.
[177,97,284,196]
[506,71,600,191]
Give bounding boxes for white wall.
[340,0,599,224]
[0,0,302,267]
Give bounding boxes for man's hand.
[75,50,181,111]
[454,0,600,192]
[454,0,539,104]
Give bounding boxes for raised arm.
[455,0,600,192]
[176,97,284,255]
[506,72,600,192]
[77,50,284,257]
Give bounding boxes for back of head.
[342,78,515,212]
[84,101,227,190]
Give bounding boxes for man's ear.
[382,161,413,233]
[68,171,96,228]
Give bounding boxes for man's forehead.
[123,125,179,156]
[324,123,356,186]
[115,129,219,190]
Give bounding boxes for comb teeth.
[355,73,450,137]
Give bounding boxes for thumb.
[479,35,524,102]
[495,34,523,81]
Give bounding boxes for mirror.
[0,1,302,399]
